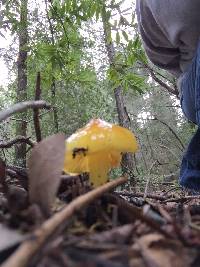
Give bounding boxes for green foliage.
[0,0,194,183]
[107,38,147,94]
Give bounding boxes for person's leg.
[180,41,200,190]
[180,128,200,190]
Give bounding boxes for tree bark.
[45,0,59,132]
[101,2,135,185]
[51,79,59,133]
[15,0,28,167]
[34,72,42,142]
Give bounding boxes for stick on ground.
[2,176,128,267]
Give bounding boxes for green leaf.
[116,31,120,45]
[122,30,129,42]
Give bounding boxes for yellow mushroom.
[63,119,138,187]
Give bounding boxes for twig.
[0,100,51,122]
[130,113,185,151]
[33,72,42,142]
[143,175,152,200]
[0,136,34,148]
[163,195,200,203]
[143,160,159,200]
[158,205,189,245]
[189,222,200,232]
[115,191,167,201]
[161,186,181,197]
[103,194,171,238]
[141,62,179,97]
[2,177,128,267]
[159,144,181,162]
[153,116,185,150]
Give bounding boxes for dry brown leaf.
[136,233,193,267]
[90,224,135,244]
[28,133,65,217]
[129,257,146,267]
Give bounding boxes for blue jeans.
[180,41,200,190]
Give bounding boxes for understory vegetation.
[0,0,194,186]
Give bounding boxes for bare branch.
[159,144,181,162]
[0,136,34,149]
[141,63,179,98]
[0,100,51,122]
[130,113,185,151]
[153,116,185,150]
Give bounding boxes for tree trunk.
[51,79,59,133]
[101,2,135,185]
[45,0,59,133]
[15,0,28,167]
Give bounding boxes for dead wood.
[103,194,171,238]
[2,176,128,267]
[0,136,34,149]
[163,196,200,203]
[0,100,51,122]
[115,191,167,201]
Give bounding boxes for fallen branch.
[115,191,167,201]
[163,195,200,203]
[0,136,34,148]
[103,194,171,238]
[2,176,128,267]
[0,100,51,122]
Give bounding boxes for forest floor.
[0,161,200,267]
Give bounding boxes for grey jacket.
[136,0,200,78]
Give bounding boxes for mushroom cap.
[66,119,138,154]
[63,119,138,187]
[64,150,121,174]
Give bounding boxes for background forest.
[0,0,195,189]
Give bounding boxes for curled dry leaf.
[28,133,65,217]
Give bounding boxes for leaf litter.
[0,134,200,266]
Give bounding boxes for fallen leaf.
[136,233,194,267]
[0,224,26,264]
[90,224,135,244]
[28,133,65,217]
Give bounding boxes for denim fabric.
[181,41,200,125]
[180,41,200,190]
